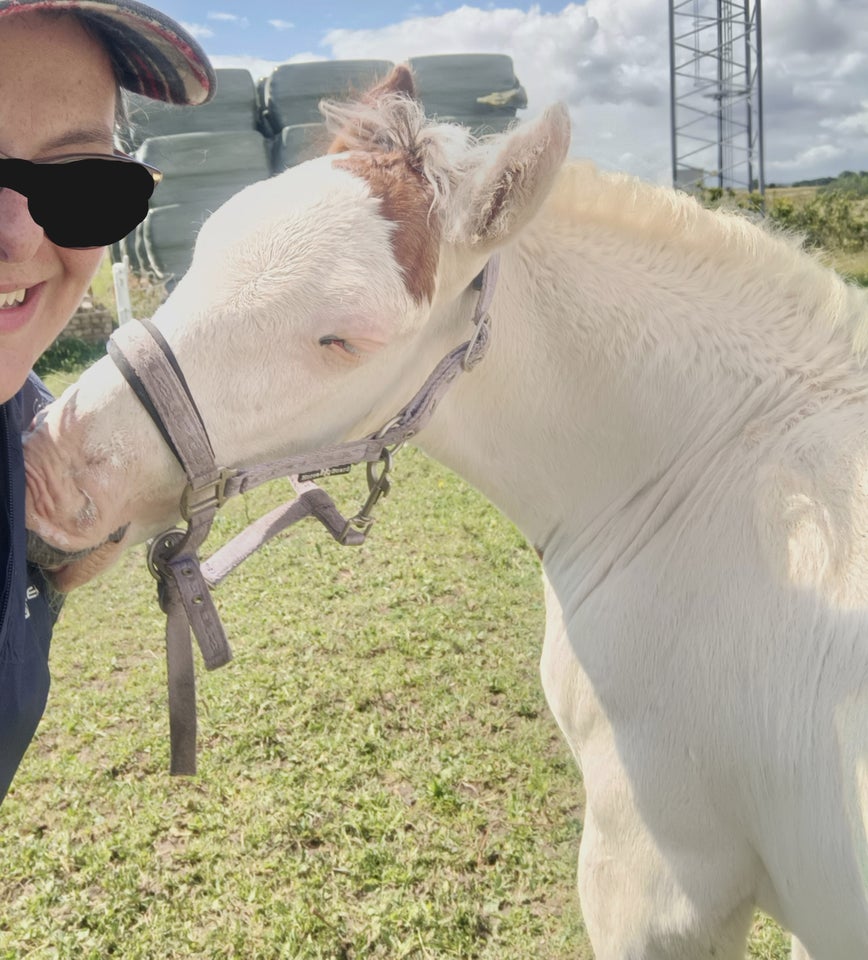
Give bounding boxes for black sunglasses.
[0,152,162,249]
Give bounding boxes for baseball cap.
[0,0,215,105]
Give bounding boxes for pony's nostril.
[106,524,129,544]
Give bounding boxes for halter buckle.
[180,467,237,521]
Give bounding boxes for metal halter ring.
[339,449,394,542]
[147,527,187,580]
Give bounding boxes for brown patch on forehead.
[334,151,440,303]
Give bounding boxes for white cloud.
[828,105,868,137]
[180,21,214,40]
[314,0,868,184]
[205,11,250,28]
[769,142,845,173]
[209,53,325,80]
[322,3,670,180]
[269,19,295,31]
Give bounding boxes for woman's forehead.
[0,11,116,158]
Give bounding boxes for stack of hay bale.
[117,56,527,286]
[258,59,395,172]
[121,68,269,284]
[408,54,527,135]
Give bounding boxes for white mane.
[541,161,868,357]
[321,93,867,359]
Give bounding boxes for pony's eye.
[319,335,360,357]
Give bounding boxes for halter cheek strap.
[108,318,233,774]
[108,319,213,469]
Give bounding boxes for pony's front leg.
[539,578,757,960]
[578,806,755,960]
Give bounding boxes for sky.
[153,1,868,186]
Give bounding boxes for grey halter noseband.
[106,256,500,775]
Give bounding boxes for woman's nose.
[0,188,44,263]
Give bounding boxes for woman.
[0,0,215,802]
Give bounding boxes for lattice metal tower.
[669,0,765,195]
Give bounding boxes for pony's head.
[24,66,570,588]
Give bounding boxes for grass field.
[1,418,793,957]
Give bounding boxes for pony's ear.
[363,64,418,102]
[326,65,418,155]
[457,104,571,248]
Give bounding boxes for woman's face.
[0,13,117,404]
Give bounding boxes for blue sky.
[158,1,570,61]
[152,1,868,184]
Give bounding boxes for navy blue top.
[0,374,62,803]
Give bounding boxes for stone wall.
[62,294,115,344]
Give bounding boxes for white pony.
[24,67,868,958]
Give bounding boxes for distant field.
[827,247,868,281]
[712,184,868,283]
[765,184,818,203]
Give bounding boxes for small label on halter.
[297,464,353,482]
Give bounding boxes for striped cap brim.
[0,0,215,105]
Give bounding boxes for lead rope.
[108,255,499,774]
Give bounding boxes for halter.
[106,256,500,775]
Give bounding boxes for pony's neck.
[418,163,865,564]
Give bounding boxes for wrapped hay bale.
[125,68,260,148]
[138,131,270,281]
[258,59,394,135]
[408,54,527,134]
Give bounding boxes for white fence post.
[112,256,133,324]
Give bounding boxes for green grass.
[0,419,794,957]
[1,446,591,959]
[33,338,106,381]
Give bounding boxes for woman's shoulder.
[20,373,54,421]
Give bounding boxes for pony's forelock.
[320,93,485,224]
